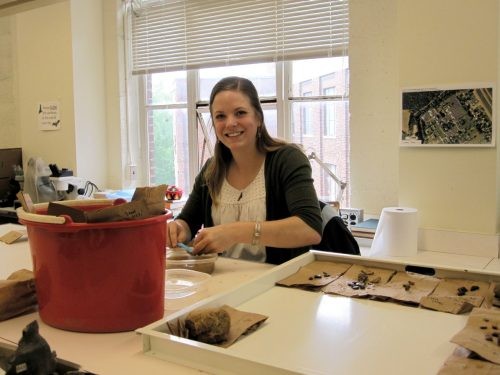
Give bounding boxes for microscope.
[48,164,85,200]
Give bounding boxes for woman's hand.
[166,219,191,248]
[190,217,321,254]
[192,224,237,254]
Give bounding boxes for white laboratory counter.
[0,223,498,374]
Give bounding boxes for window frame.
[140,59,350,205]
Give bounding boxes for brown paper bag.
[438,352,500,374]
[0,269,37,321]
[480,283,500,310]
[0,230,25,244]
[131,184,168,216]
[420,278,490,314]
[368,271,440,305]
[86,185,168,222]
[47,202,87,223]
[449,308,500,365]
[322,264,396,297]
[219,304,268,348]
[276,261,352,289]
[85,199,151,222]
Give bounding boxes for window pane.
[144,57,349,206]
[148,71,187,105]
[323,102,336,137]
[197,110,216,169]
[291,101,318,139]
[199,63,276,101]
[323,163,337,202]
[291,57,349,97]
[292,99,350,205]
[147,108,189,190]
[291,56,350,206]
[262,106,277,137]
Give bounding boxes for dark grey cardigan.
[176,144,322,265]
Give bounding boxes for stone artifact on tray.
[185,307,231,344]
[276,261,352,289]
[164,304,268,348]
[420,278,491,314]
[322,264,396,297]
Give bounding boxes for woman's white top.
[212,163,266,262]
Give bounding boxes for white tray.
[138,251,500,375]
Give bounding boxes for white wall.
[102,0,129,190]
[397,0,498,235]
[350,0,499,240]
[15,1,77,172]
[350,0,400,217]
[10,0,114,190]
[0,16,19,147]
[70,0,108,188]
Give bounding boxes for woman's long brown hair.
[205,76,287,204]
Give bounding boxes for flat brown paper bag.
[85,199,151,222]
[0,269,37,321]
[276,261,352,289]
[131,184,168,216]
[438,356,500,374]
[420,278,490,314]
[368,271,440,305]
[480,283,500,310]
[450,308,500,365]
[220,305,268,348]
[0,230,25,244]
[85,184,168,223]
[47,202,87,223]
[165,304,268,348]
[322,264,396,297]
[438,347,500,374]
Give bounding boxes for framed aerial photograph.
[400,85,495,147]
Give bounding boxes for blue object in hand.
[177,242,194,254]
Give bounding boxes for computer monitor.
[0,147,22,206]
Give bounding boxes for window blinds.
[129,0,349,75]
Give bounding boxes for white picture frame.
[400,84,495,147]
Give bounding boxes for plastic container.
[166,248,218,274]
[17,199,169,333]
[165,269,211,299]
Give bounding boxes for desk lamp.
[306,151,347,204]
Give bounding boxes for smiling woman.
[167,77,323,265]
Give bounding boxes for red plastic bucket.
[17,199,168,333]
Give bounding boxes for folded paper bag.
[0,269,37,321]
[86,184,168,223]
[165,304,268,348]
